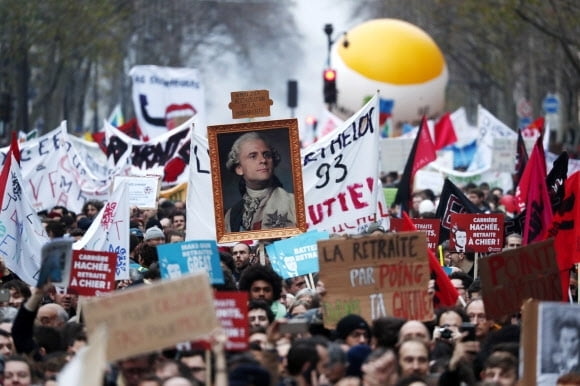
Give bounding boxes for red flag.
[401,212,459,308]
[515,136,547,213]
[521,139,552,245]
[393,116,437,213]
[434,112,457,150]
[412,116,437,176]
[552,172,580,267]
[550,171,580,302]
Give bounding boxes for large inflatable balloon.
[332,19,448,129]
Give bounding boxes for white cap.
[418,200,436,214]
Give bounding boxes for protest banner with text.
[82,272,219,361]
[479,238,561,321]
[302,95,387,235]
[129,65,207,139]
[266,230,328,279]
[214,291,248,351]
[449,213,504,253]
[318,231,432,328]
[68,250,116,296]
[157,240,224,284]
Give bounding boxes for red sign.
[387,217,405,232]
[449,213,504,253]
[411,219,441,252]
[213,291,248,351]
[68,250,116,296]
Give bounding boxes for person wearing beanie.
[144,226,166,246]
[346,344,372,378]
[335,314,371,347]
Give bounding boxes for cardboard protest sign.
[449,213,504,253]
[266,230,328,279]
[228,90,273,119]
[68,250,116,296]
[214,291,248,351]
[113,176,160,209]
[82,272,219,361]
[38,238,73,288]
[318,231,432,328]
[479,238,562,321]
[157,240,224,284]
[521,300,580,386]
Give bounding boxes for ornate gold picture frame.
[207,119,306,243]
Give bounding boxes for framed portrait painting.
[207,119,306,243]
[521,300,580,386]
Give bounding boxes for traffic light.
[323,69,337,104]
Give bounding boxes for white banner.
[1,122,112,214]
[186,131,216,241]
[73,182,130,280]
[0,147,49,285]
[105,118,192,188]
[129,65,206,139]
[468,105,517,172]
[301,94,384,234]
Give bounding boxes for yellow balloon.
[332,18,448,126]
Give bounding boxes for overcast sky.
[204,0,358,128]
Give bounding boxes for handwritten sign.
[302,95,384,234]
[157,240,224,284]
[228,90,273,119]
[214,291,248,351]
[68,250,116,296]
[479,238,561,321]
[82,273,219,361]
[449,213,504,253]
[318,231,432,328]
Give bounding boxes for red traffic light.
[323,69,336,81]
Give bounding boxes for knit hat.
[77,217,93,231]
[335,314,371,341]
[130,228,144,238]
[144,226,164,241]
[228,364,271,386]
[346,344,372,378]
[365,222,385,234]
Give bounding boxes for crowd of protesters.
[0,181,579,386]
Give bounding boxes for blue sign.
[266,230,329,279]
[518,117,532,129]
[543,94,560,114]
[157,240,224,284]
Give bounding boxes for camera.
[439,327,453,339]
[459,322,476,341]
